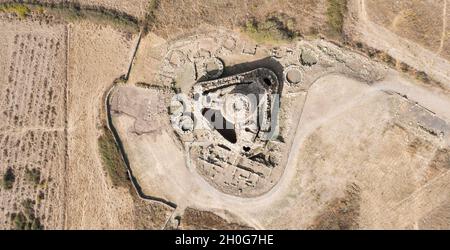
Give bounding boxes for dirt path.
[365,169,450,229]
[438,0,448,54]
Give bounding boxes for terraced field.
[0,0,150,19]
[0,0,449,231]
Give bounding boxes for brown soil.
[0,0,150,19]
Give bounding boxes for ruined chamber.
[170,66,290,197]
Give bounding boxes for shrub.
[415,71,430,83]
[326,0,348,39]
[0,3,31,19]
[22,199,35,219]
[398,62,410,72]
[10,199,43,230]
[2,167,15,190]
[98,127,129,187]
[142,0,160,34]
[242,15,297,45]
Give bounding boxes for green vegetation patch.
[0,3,30,19]
[326,0,348,39]
[12,212,43,230]
[98,126,129,188]
[10,199,43,230]
[44,5,139,33]
[1,167,15,190]
[25,167,41,186]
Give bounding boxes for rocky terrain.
[0,0,449,230]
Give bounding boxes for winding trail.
[104,85,177,209]
[355,0,450,90]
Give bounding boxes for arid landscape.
[0,0,449,230]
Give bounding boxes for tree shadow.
[199,56,285,95]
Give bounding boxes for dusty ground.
[281,74,450,229]
[69,0,150,19]
[112,27,450,229]
[0,0,150,19]
[346,0,450,90]
[0,14,174,229]
[65,20,174,229]
[419,196,450,229]
[365,0,445,54]
[1,0,450,230]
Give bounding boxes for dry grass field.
[0,0,150,19]
[0,12,174,229]
[0,0,450,230]
[365,0,447,56]
[363,0,450,65]
[67,0,150,19]
[149,0,329,41]
[65,20,174,229]
[0,18,67,229]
